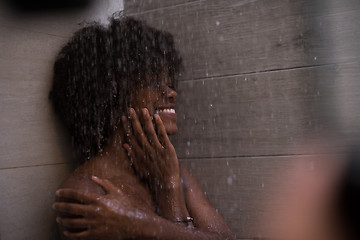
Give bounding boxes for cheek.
[131,88,161,113]
[138,98,158,114]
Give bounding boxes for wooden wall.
[125,0,360,239]
[0,1,123,239]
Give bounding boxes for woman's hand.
[122,108,180,192]
[122,108,190,222]
[53,176,157,240]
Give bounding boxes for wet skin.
[130,70,178,135]
[53,72,235,240]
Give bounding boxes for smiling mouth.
[156,108,176,114]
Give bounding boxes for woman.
[51,15,235,240]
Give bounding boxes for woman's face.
[130,70,178,135]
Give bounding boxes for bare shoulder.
[57,173,105,199]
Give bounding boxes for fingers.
[142,108,163,150]
[56,189,100,204]
[123,143,140,170]
[121,113,144,158]
[63,230,91,239]
[53,202,94,217]
[91,176,124,196]
[154,114,170,148]
[129,108,152,153]
[57,217,94,229]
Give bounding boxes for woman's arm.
[122,108,190,222]
[54,108,235,239]
[180,166,234,238]
[122,108,234,239]
[54,176,106,240]
[54,176,235,240]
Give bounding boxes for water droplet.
[216,21,220,26]
[227,176,233,185]
[187,141,191,146]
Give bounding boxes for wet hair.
[49,15,182,163]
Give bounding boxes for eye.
[168,84,175,90]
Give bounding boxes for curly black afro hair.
[49,15,182,163]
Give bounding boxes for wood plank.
[0,72,73,168]
[126,0,360,16]
[125,0,198,14]
[124,0,360,81]
[325,62,360,138]
[172,65,340,159]
[0,164,72,240]
[123,0,322,81]
[0,115,72,169]
[0,24,65,168]
[0,26,66,62]
[304,3,360,66]
[0,27,73,168]
[180,155,344,239]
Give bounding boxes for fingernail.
[142,108,147,115]
[63,231,69,236]
[154,114,159,120]
[92,176,99,180]
[55,190,60,196]
[56,217,61,223]
[52,203,56,209]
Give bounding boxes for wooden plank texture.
[124,0,347,81]
[0,164,71,240]
[125,0,198,13]
[0,27,73,168]
[172,65,343,159]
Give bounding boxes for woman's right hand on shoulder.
[53,176,158,240]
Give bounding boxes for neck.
[84,128,135,178]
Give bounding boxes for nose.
[165,86,177,102]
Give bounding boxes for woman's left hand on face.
[122,108,180,190]
[53,176,157,240]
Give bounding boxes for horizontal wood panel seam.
[179,63,337,82]
[126,0,201,15]
[0,24,68,39]
[179,153,325,162]
[0,162,68,171]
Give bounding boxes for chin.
[165,125,178,135]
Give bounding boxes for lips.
[155,105,176,116]
[157,108,175,114]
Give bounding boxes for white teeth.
[158,108,175,113]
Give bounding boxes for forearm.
[155,178,190,223]
[143,215,234,240]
